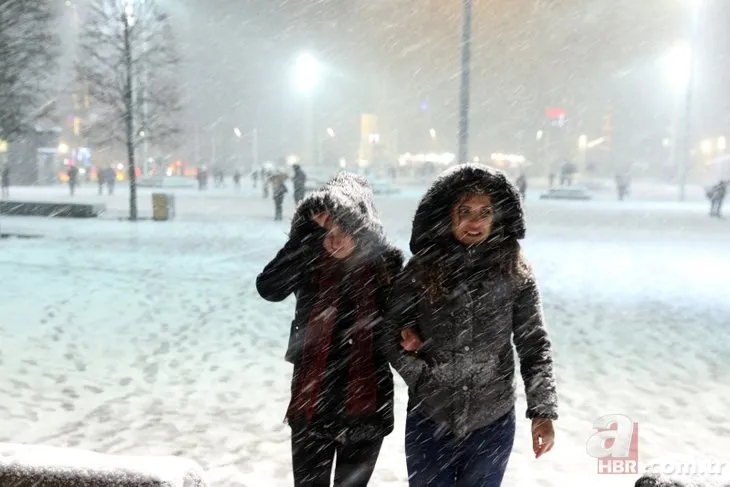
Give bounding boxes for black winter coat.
[386,163,558,437]
[257,172,403,442]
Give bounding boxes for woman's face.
[450,193,494,246]
[324,226,355,259]
[313,213,356,259]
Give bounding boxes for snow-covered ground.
[1,183,729,486]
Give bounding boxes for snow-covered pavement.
[1,184,729,486]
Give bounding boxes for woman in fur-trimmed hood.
[386,163,558,487]
[256,172,403,486]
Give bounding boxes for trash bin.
[152,193,175,221]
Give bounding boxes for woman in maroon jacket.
[257,173,403,487]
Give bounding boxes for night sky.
[59,0,730,166]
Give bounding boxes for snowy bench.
[0,443,208,487]
[0,200,106,218]
[636,473,729,486]
[137,176,197,189]
[539,187,592,200]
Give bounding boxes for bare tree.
[0,0,59,142]
[77,0,181,221]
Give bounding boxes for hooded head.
[410,163,526,257]
[292,172,395,255]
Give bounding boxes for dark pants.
[291,428,383,487]
[405,407,515,487]
[710,197,724,217]
[274,197,284,220]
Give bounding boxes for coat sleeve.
[380,264,429,388]
[512,274,559,420]
[255,220,324,302]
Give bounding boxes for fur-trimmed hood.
[291,172,402,260]
[409,163,526,256]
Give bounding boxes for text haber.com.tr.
[586,414,728,477]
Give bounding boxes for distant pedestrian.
[559,161,575,187]
[67,165,79,196]
[105,167,117,195]
[516,173,527,200]
[97,166,105,195]
[615,172,631,201]
[292,164,306,205]
[1,165,9,198]
[233,170,242,190]
[708,180,727,218]
[263,168,271,199]
[197,166,208,191]
[272,174,288,221]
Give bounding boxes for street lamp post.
[458,0,472,163]
[293,53,320,167]
[679,1,702,201]
[663,40,692,197]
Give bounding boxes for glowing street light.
[293,52,320,93]
[578,135,589,171]
[234,127,242,138]
[662,41,692,94]
[326,127,335,138]
[717,136,726,152]
[58,143,69,154]
[701,139,713,155]
[536,130,543,141]
[578,134,588,150]
[429,128,437,139]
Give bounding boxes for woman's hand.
[400,328,423,352]
[531,418,555,459]
[312,212,329,228]
[312,212,355,259]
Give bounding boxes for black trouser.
[710,197,724,217]
[274,197,284,220]
[291,428,383,487]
